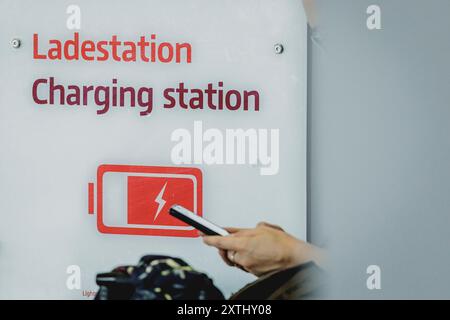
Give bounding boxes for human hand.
[202,222,326,277]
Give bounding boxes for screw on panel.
[274,43,284,54]
[11,38,21,48]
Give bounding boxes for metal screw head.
[274,43,284,54]
[11,38,21,48]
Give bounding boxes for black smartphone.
[169,205,229,236]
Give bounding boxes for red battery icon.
[88,165,202,238]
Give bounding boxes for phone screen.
[169,205,229,236]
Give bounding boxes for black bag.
[95,255,224,300]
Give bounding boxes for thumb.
[224,227,245,234]
[257,221,284,231]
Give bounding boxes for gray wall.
[308,0,450,298]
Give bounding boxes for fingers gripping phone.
[169,205,229,236]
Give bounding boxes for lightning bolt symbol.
[153,182,168,221]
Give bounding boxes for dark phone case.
[169,208,220,236]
